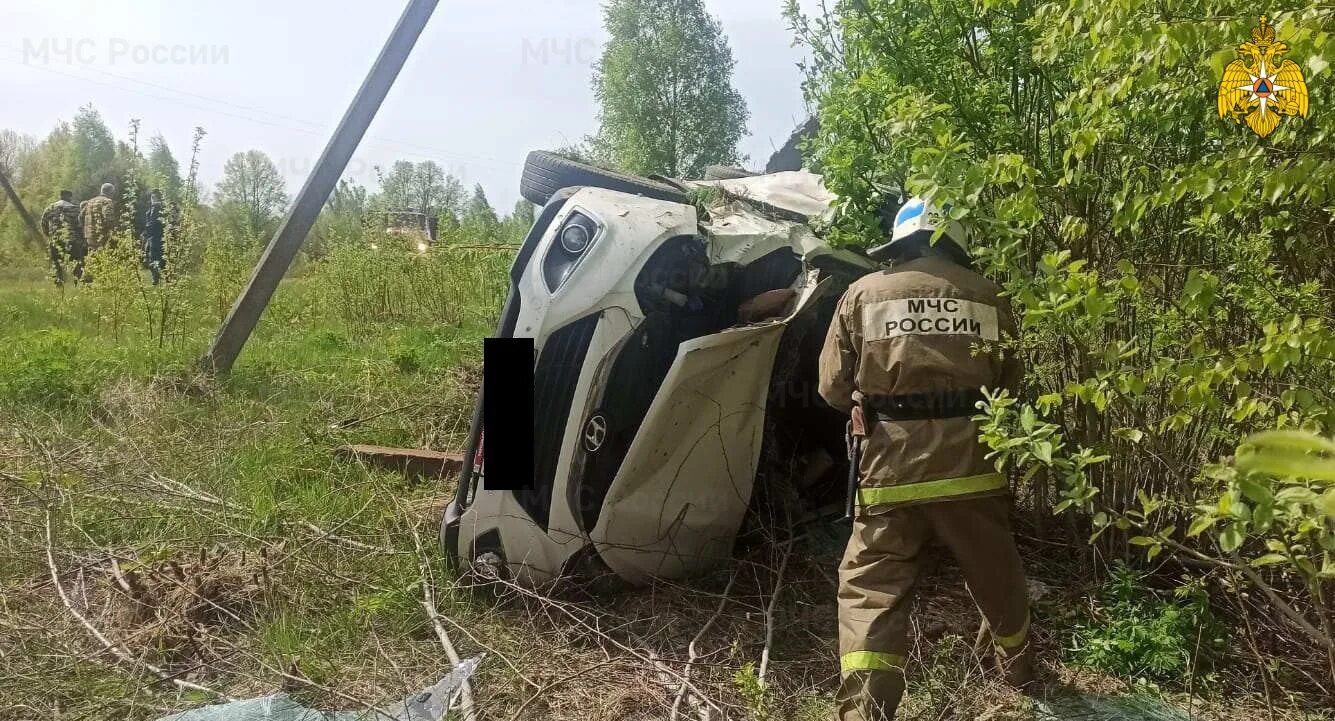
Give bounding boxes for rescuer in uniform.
[80,182,117,253]
[41,189,83,285]
[818,196,1033,720]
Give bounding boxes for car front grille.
[514,312,601,530]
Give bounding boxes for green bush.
[791,0,1335,679]
[1071,565,1224,687]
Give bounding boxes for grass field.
[0,253,515,718]
[0,252,1324,721]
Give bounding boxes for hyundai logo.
[583,413,608,452]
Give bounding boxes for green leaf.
[1276,486,1318,505]
[1238,476,1273,504]
[1244,430,1335,456]
[1237,449,1335,483]
[1183,271,1205,299]
[1037,393,1064,412]
[1321,489,1335,520]
[1219,525,1244,553]
[1187,515,1215,538]
[1113,428,1145,444]
[1129,536,1156,546]
[1251,553,1289,567]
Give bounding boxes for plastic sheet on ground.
[1035,692,1190,721]
[154,655,484,721]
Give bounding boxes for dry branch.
[411,525,478,721]
[758,539,793,688]
[419,596,477,721]
[670,570,739,721]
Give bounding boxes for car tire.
[520,151,689,206]
[703,165,758,180]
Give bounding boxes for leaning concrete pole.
[199,0,439,374]
[0,166,44,249]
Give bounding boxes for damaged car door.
[588,276,830,584]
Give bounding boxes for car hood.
[694,171,878,273]
[685,169,837,222]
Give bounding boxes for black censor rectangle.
[483,337,535,490]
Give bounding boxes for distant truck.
[383,209,438,250]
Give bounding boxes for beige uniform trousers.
[836,495,1031,721]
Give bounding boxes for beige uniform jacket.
[818,254,1021,512]
[80,195,115,251]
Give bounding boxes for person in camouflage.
[41,190,84,285]
[80,182,117,253]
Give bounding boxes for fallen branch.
[1228,550,1334,652]
[758,539,793,687]
[411,526,478,721]
[274,667,399,721]
[419,595,478,721]
[1163,535,1332,651]
[145,471,402,556]
[670,570,738,721]
[425,600,538,690]
[329,402,423,430]
[297,520,406,555]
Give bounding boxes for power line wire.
[0,50,521,173]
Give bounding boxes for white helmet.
[868,196,970,259]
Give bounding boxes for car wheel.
[521,151,690,206]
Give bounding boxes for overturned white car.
[441,151,885,587]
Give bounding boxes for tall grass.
[317,233,511,328]
[0,230,517,718]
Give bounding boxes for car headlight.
[543,211,600,292]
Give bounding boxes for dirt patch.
[96,377,158,425]
[104,546,274,668]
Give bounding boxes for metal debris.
[154,655,484,721]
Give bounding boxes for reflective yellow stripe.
[840,651,907,674]
[994,613,1030,652]
[858,473,1007,507]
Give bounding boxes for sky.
[0,0,821,212]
